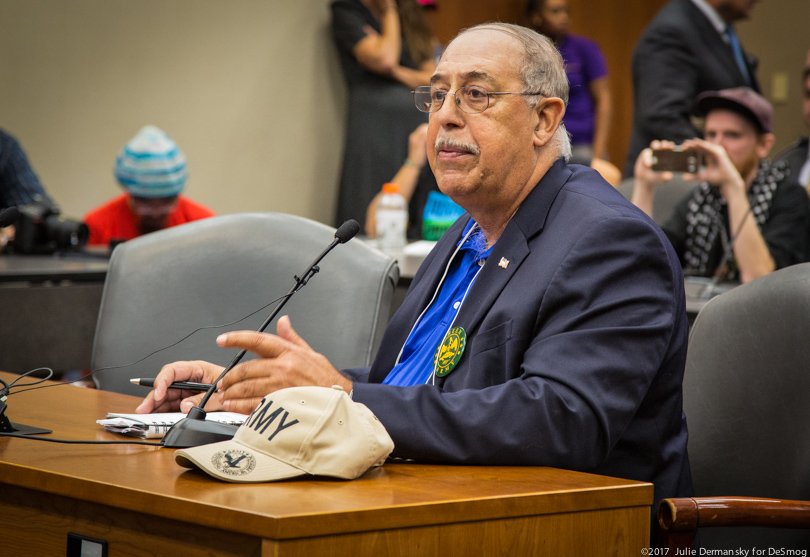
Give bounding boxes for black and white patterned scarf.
[682,159,788,280]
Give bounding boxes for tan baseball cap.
[175,385,394,482]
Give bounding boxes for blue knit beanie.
[114,126,188,198]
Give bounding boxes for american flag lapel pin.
[498,257,509,269]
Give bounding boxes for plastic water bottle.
[375,182,408,261]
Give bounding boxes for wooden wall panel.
[566,0,669,165]
[426,0,669,166]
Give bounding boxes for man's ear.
[756,132,775,159]
[533,97,566,148]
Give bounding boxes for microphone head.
[334,219,360,244]
[0,206,20,228]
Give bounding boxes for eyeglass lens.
[413,87,490,114]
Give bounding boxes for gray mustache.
[435,137,481,156]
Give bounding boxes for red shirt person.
[84,126,214,247]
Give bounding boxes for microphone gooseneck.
[701,206,753,299]
[162,220,360,448]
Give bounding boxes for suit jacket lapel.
[450,160,572,342]
[372,160,571,385]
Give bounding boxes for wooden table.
[0,372,653,556]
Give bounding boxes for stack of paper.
[98,412,248,439]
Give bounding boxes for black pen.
[130,378,216,391]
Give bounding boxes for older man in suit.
[138,23,692,535]
[624,0,762,176]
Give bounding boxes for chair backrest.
[91,213,399,396]
[617,175,696,226]
[682,263,810,549]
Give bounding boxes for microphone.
[0,207,20,228]
[162,219,360,448]
[334,219,360,244]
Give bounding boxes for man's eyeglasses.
[412,85,547,114]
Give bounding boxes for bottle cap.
[382,182,400,194]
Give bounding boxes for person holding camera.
[0,128,56,251]
[632,87,809,284]
[83,126,215,247]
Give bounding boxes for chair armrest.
[657,497,810,550]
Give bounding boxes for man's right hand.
[630,140,679,218]
[135,360,226,414]
[634,140,678,190]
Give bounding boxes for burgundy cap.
[697,87,774,134]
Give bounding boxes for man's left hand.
[680,138,746,200]
[214,315,353,414]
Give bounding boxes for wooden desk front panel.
[3,482,648,557]
[2,484,262,557]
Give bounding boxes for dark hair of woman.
[525,0,546,18]
[397,0,435,64]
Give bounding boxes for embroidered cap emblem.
[434,326,467,377]
[212,450,256,476]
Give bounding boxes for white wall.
[3,0,806,227]
[0,0,347,224]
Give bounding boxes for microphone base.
[4,422,52,435]
[162,415,238,448]
[0,405,52,435]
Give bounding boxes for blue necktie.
[724,25,751,86]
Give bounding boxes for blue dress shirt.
[383,219,493,387]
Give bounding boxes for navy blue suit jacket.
[348,160,693,516]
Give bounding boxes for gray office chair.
[91,213,399,396]
[657,263,810,549]
[617,175,696,226]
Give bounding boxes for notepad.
[97,412,249,439]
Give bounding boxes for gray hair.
[454,22,572,161]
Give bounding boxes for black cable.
[0,431,163,445]
[3,367,53,389]
[1,367,53,400]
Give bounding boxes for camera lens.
[44,214,89,249]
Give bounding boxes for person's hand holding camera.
[0,226,14,253]
[631,140,678,218]
[634,140,679,190]
[678,137,746,203]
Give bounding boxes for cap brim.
[696,95,767,133]
[175,438,306,483]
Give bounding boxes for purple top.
[557,34,608,146]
